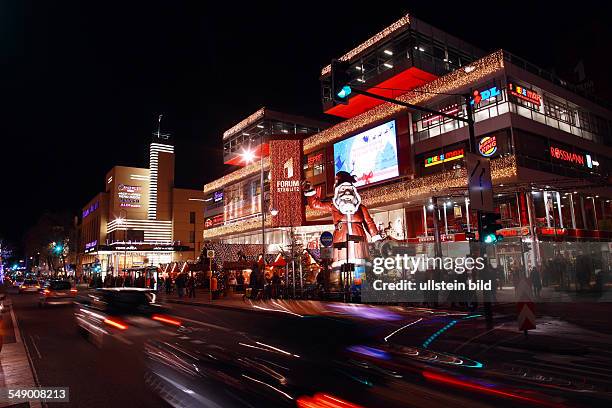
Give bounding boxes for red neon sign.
[508,83,541,105]
[549,146,584,166]
[539,227,567,236]
[307,153,323,167]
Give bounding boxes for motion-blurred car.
[74,288,182,348]
[18,279,40,293]
[38,280,77,307]
[144,312,608,408]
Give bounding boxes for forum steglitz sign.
[270,139,305,227]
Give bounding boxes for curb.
[163,297,318,318]
[164,298,288,317]
[165,298,249,312]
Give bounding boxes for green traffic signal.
[331,59,352,105]
[480,212,502,244]
[483,233,497,244]
[337,85,352,99]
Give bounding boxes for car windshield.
[49,281,71,290]
[24,279,37,285]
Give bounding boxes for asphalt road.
[10,290,163,408]
[7,289,612,408]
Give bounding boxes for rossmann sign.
[549,146,584,166]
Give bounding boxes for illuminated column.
[148,142,174,220]
[543,191,551,228]
[569,193,576,229]
[580,196,588,229]
[555,192,563,229]
[465,198,471,232]
[592,197,598,230]
[422,205,428,237]
[443,201,448,235]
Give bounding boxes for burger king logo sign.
[478,136,497,157]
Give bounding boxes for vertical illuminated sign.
[270,139,304,227]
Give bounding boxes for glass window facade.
[223,119,322,162]
[303,150,325,178]
[321,29,481,104]
[411,77,612,146]
[223,173,270,224]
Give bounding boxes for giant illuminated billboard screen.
[333,120,399,187]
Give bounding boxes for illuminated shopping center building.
[203,13,612,282]
[78,134,204,277]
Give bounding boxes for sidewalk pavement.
[0,302,41,408]
[158,289,251,312]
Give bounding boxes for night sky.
[1,1,611,245]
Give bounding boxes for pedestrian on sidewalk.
[531,266,542,298]
[176,273,186,298]
[272,270,281,299]
[228,272,237,294]
[149,275,156,291]
[236,272,245,293]
[165,275,172,295]
[187,273,196,298]
[249,263,261,300]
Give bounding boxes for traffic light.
[480,212,502,243]
[331,59,352,105]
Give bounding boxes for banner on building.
[270,139,304,227]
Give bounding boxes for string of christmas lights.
[203,215,272,240]
[204,156,270,194]
[222,107,266,140]
[320,14,411,76]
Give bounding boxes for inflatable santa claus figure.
[304,171,381,288]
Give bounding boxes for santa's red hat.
[334,171,356,188]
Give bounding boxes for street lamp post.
[260,136,266,270]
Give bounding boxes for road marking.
[384,318,423,342]
[179,316,232,332]
[29,335,42,359]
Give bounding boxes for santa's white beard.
[333,182,362,215]
[336,200,358,215]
